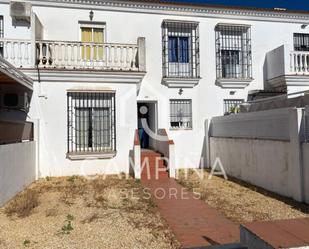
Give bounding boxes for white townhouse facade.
[1,0,309,177]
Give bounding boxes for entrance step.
[240,218,309,249]
[141,150,169,180]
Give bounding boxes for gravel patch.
[0,176,180,249]
[177,169,309,223]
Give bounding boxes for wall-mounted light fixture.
[178,88,183,95]
[301,24,308,29]
[89,10,94,21]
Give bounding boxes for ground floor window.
[224,99,244,115]
[170,99,192,129]
[67,91,116,154]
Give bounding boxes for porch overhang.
[22,69,146,84]
[0,57,33,91]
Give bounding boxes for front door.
[137,103,150,149]
[137,102,157,149]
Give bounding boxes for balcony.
[0,37,146,73]
[266,45,309,92]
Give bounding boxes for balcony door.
[81,26,104,60]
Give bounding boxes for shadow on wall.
[128,149,135,177]
[199,120,211,169]
[263,56,269,90]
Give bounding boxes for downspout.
[36,64,47,99]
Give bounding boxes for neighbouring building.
[1,0,309,178]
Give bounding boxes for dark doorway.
[137,102,157,149]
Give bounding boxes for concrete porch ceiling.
[0,57,33,91]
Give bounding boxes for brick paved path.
[142,177,239,248]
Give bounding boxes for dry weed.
[45,207,58,217]
[81,212,99,224]
[4,189,39,218]
[177,169,309,223]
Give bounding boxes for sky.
[165,0,309,11]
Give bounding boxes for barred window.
[0,16,3,56]
[162,20,199,78]
[67,92,116,155]
[170,99,192,129]
[224,99,244,115]
[215,24,252,79]
[294,33,309,51]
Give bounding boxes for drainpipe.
[36,64,47,99]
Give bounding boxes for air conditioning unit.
[10,1,32,23]
[0,92,30,111]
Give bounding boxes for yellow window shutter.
[81,27,92,60]
[93,28,104,60]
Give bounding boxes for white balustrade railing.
[290,51,309,75]
[0,38,32,68]
[36,40,139,71]
[0,38,142,71]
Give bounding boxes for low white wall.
[210,137,292,198]
[303,143,309,204]
[0,142,36,207]
[208,107,306,202]
[210,108,291,141]
[266,45,287,81]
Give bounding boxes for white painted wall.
[303,143,309,204]
[209,107,306,202]
[266,45,291,81]
[0,141,36,206]
[210,108,291,141]
[29,81,137,177]
[210,137,292,198]
[1,1,309,175]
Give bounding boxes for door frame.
[137,100,158,149]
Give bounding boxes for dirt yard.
[177,169,309,223]
[0,175,179,249]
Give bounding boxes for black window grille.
[67,92,116,155]
[215,24,252,79]
[162,20,200,78]
[170,99,192,129]
[0,16,3,56]
[224,99,244,115]
[294,33,309,51]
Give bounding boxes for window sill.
[162,77,201,88]
[169,128,193,131]
[66,151,117,160]
[216,78,253,89]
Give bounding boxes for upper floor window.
[79,21,105,60]
[294,33,309,51]
[162,20,200,78]
[170,99,192,129]
[0,16,3,56]
[67,91,116,156]
[215,24,252,79]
